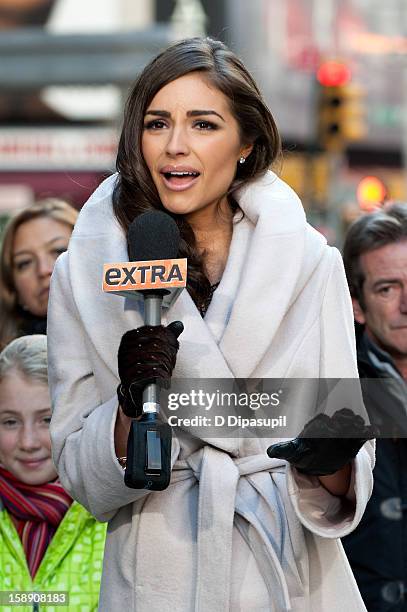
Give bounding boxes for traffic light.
[356,176,387,211]
[316,61,367,152]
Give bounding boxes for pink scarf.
[0,466,72,577]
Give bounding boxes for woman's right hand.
[117,321,184,417]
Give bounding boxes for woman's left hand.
[266,408,376,477]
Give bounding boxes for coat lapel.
[219,172,326,378]
[68,175,145,387]
[168,289,233,378]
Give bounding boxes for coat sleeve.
[48,253,179,522]
[285,247,375,538]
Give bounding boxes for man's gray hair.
[343,203,407,308]
[0,334,48,384]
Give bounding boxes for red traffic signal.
[317,61,352,87]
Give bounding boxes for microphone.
[103,212,187,308]
[127,210,181,414]
[103,210,186,491]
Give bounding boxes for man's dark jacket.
[342,331,407,611]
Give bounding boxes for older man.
[342,203,407,611]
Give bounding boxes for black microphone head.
[128,211,180,261]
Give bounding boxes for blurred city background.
[1,0,407,245]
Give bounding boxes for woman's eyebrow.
[12,250,33,259]
[145,109,225,121]
[13,237,67,259]
[145,109,171,118]
[187,110,225,121]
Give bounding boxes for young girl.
[0,335,106,611]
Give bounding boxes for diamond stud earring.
[239,156,246,164]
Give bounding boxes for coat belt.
[171,448,294,611]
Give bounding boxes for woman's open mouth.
[160,168,201,192]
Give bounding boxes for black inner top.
[197,282,220,318]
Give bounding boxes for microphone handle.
[142,293,163,411]
[124,290,172,491]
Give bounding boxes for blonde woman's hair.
[0,334,48,385]
[0,198,78,349]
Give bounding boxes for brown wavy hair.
[113,37,281,307]
[0,198,78,349]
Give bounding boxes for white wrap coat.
[48,171,374,611]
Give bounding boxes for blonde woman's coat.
[48,171,374,611]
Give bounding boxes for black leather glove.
[117,321,184,417]
[266,408,376,476]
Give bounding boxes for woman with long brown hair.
[48,38,373,611]
[0,198,77,349]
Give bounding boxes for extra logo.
[103,258,187,293]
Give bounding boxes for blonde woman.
[0,199,77,349]
[0,335,106,611]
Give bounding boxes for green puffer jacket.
[0,500,106,612]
